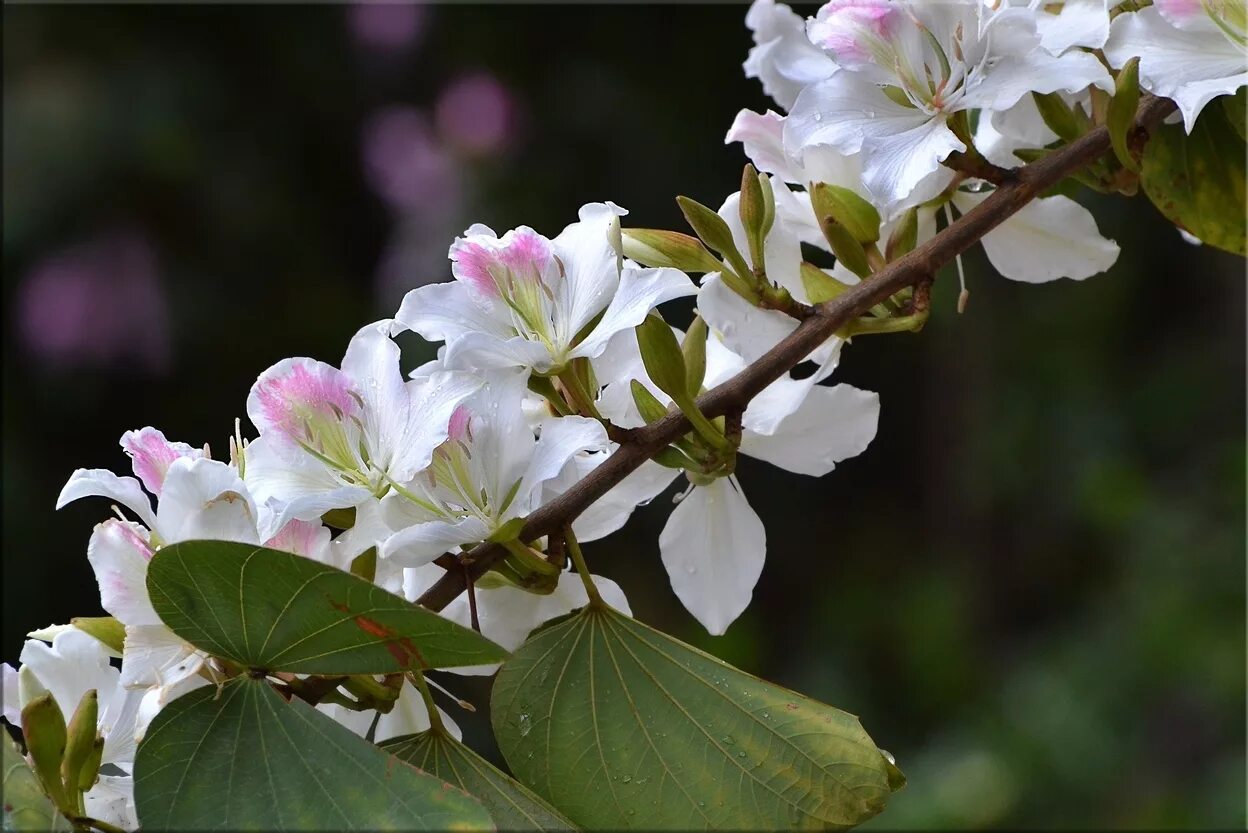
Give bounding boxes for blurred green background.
[3,5,1244,829]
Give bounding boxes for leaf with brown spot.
[147,540,506,674]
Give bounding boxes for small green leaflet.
[383,730,578,831]
[1141,101,1246,255]
[134,678,493,831]
[3,734,69,832]
[146,540,506,674]
[492,603,902,830]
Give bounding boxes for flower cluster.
[5,2,1242,828]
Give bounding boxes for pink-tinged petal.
[450,226,556,298]
[808,0,900,67]
[247,357,361,445]
[726,109,806,184]
[119,427,204,495]
[1156,0,1210,30]
[57,468,157,529]
[87,519,159,627]
[264,518,333,561]
[447,404,473,443]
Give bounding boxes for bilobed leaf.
[1141,106,1247,255]
[147,540,506,674]
[3,734,69,832]
[491,604,900,830]
[383,730,577,831]
[134,678,493,831]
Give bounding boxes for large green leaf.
[147,540,506,674]
[491,603,900,830]
[134,678,493,831]
[3,733,69,832]
[383,730,577,831]
[1141,103,1246,255]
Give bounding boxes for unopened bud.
[17,666,47,707]
[885,208,920,262]
[800,262,849,305]
[635,315,689,406]
[630,380,670,425]
[739,163,768,274]
[811,183,881,244]
[1108,57,1141,172]
[1032,92,1083,142]
[61,689,98,796]
[620,228,722,273]
[681,316,709,399]
[676,195,756,288]
[821,220,873,279]
[71,617,126,656]
[21,692,70,811]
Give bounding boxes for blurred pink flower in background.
[435,72,519,157]
[361,105,462,215]
[17,231,171,374]
[347,2,427,54]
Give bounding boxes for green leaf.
[383,730,578,831]
[1108,58,1141,172]
[146,540,507,674]
[3,734,69,832]
[1141,105,1247,255]
[491,604,900,830]
[134,678,493,831]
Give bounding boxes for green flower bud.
[630,380,670,425]
[20,692,70,811]
[810,183,881,244]
[620,229,723,273]
[635,314,688,406]
[800,262,848,305]
[60,689,98,799]
[681,316,709,399]
[885,208,920,262]
[70,617,126,656]
[1108,57,1141,173]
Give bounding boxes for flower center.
[451,228,564,352]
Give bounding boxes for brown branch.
[942,149,1016,186]
[415,93,1176,612]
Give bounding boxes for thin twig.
[415,94,1176,613]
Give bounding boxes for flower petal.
[87,519,159,626]
[658,477,767,636]
[697,274,799,364]
[379,516,493,567]
[952,191,1120,282]
[57,469,156,529]
[243,435,371,541]
[119,427,204,496]
[550,202,629,341]
[743,0,839,109]
[442,330,560,373]
[1104,6,1248,132]
[742,383,880,476]
[155,457,260,545]
[517,416,610,513]
[569,267,697,361]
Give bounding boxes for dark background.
[4,5,1244,828]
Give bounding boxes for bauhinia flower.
[596,327,879,635]
[378,371,609,566]
[3,627,144,831]
[744,0,840,110]
[785,0,1113,211]
[245,320,480,538]
[394,202,697,375]
[57,430,336,733]
[1104,0,1248,132]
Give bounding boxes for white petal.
[1104,7,1248,132]
[569,267,697,361]
[84,774,137,831]
[697,274,799,364]
[442,330,559,374]
[243,436,371,540]
[3,663,20,724]
[658,478,766,635]
[517,416,610,511]
[550,202,629,340]
[155,457,260,545]
[118,625,202,692]
[743,0,839,109]
[962,45,1113,113]
[393,279,509,345]
[328,498,393,568]
[953,191,1120,282]
[379,516,492,567]
[57,469,156,529]
[742,383,880,476]
[385,378,480,487]
[567,456,680,543]
[19,630,130,758]
[726,109,806,183]
[87,519,159,627]
[1036,0,1111,52]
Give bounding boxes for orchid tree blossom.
[3,628,145,830]
[394,202,696,376]
[378,371,609,567]
[1104,0,1248,132]
[56,432,336,734]
[596,327,879,635]
[245,319,480,538]
[744,0,840,110]
[785,0,1113,212]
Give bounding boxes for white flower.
[3,628,145,831]
[596,328,879,635]
[57,432,336,737]
[1104,0,1248,132]
[378,372,609,567]
[744,0,840,110]
[245,320,480,538]
[394,202,696,375]
[785,0,1112,212]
